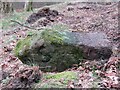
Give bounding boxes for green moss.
[1,11,34,30]
[45,71,77,80]
[50,24,70,31]
[14,36,31,57]
[14,29,83,71]
[35,71,78,88]
[41,30,68,44]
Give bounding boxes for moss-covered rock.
[14,29,83,72]
[34,71,78,88]
[14,25,112,72]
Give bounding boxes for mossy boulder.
[34,71,78,88]
[14,29,83,72]
[14,26,112,72]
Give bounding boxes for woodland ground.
[0,2,120,89]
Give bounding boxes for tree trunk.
[24,0,33,12]
[1,2,14,13]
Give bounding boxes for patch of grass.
[35,71,78,88]
[0,10,34,30]
[45,71,77,80]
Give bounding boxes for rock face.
[14,29,112,72]
[73,32,112,60]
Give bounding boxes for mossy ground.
[1,2,120,89]
[0,8,42,30]
[1,11,31,30]
[34,71,78,88]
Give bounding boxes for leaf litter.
[1,2,120,89]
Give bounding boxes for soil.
[26,2,119,48]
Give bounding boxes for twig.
[10,20,43,30]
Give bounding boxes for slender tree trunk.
[24,0,33,12]
[0,1,2,13]
[1,2,14,13]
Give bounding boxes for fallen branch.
[10,20,44,30]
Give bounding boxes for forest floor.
[1,2,120,89]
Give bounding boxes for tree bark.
[24,0,33,12]
[1,2,14,13]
